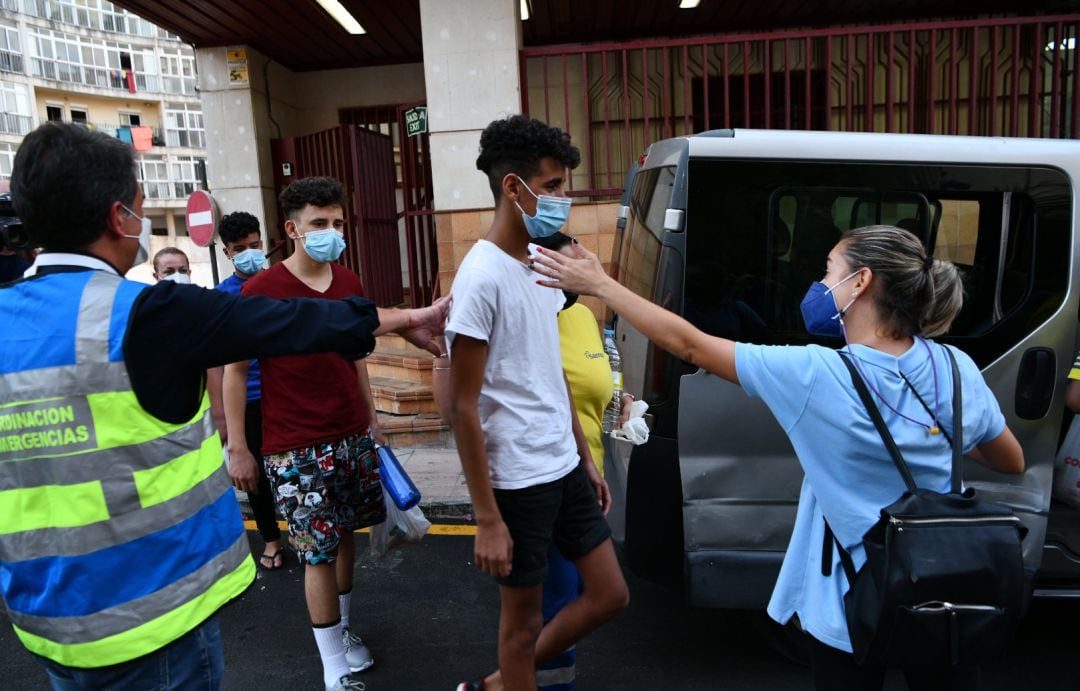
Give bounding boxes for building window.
[29,29,159,93]
[159,50,196,96]
[119,111,141,127]
[0,23,22,75]
[46,104,63,121]
[70,107,88,125]
[171,155,203,198]
[165,102,204,148]
[0,81,32,135]
[0,142,16,180]
[138,154,170,199]
[25,0,158,38]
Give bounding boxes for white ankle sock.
[312,621,349,687]
[338,590,352,631]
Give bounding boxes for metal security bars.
[521,15,1080,197]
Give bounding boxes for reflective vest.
[0,270,255,668]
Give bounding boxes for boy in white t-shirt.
[448,115,629,691]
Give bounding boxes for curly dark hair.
[11,123,138,251]
[218,211,261,244]
[279,176,346,220]
[476,115,580,203]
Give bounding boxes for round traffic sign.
[186,190,218,247]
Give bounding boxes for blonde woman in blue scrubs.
[532,225,1024,691]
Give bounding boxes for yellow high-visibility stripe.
[0,481,108,535]
[88,392,210,451]
[14,555,256,668]
[243,519,478,536]
[134,434,222,508]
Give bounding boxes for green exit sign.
[405,106,428,137]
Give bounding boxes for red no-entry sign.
[186,190,218,247]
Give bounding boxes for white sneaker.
[342,627,374,672]
[326,674,366,691]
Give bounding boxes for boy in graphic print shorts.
[225,177,387,691]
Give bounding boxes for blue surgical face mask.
[514,175,571,239]
[231,248,265,276]
[800,270,859,338]
[300,228,345,263]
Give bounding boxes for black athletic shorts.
[492,463,612,587]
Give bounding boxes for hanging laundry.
[126,70,136,93]
[117,126,133,145]
[130,125,153,151]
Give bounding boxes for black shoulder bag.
[828,348,1027,669]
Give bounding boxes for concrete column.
[194,45,280,252]
[419,0,522,212]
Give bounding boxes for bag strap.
[822,518,858,584]
[825,351,913,583]
[822,346,965,582]
[944,346,964,494]
[838,351,917,492]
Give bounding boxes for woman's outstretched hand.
[531,242,611,296]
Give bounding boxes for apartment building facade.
[0,0,216,285]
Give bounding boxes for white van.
[605,129,1080,613]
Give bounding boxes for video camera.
[0,192,28,252]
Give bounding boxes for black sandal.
[258,548,285,571]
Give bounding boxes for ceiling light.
[520,0,530,21]
[679,0,701,8]
[315,0,365,35]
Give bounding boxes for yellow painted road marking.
[243,519,477,536]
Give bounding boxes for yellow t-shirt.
[558,302,614,475]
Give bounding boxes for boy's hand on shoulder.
[474,517,513,578]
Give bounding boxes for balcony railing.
[161,75,196,96]
[0,50,23,74]
[31,57,159,93]
[141,181,171,200]
[139,176,201,201]
[166,129,205,148]
[37,118,166,145]
[25,0,159,38]
[0,112,33,135]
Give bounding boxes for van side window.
[618,166,674,301]
[934,199,980,265]
[684,160,1070,366]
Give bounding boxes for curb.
[237,492,473,522]
[420,497,473,520]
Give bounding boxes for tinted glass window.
[618,166,675,301]
[683,160,1070,367]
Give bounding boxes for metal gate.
[270,124,403,306]
[396,101,438,307]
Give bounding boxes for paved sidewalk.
[394,445,471,517]
[236,444,472,519]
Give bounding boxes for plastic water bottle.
[602,328,623,433]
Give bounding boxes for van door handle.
[1015,347,1055,420]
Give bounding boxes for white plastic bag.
[1053,417,1080,509]
[610,399,650,445]
[369,488,431,557]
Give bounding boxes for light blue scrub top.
[735,338,1006,652]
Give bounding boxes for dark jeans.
[807,634,981,691]
[37,616,224,690]
[245,399,281,544]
